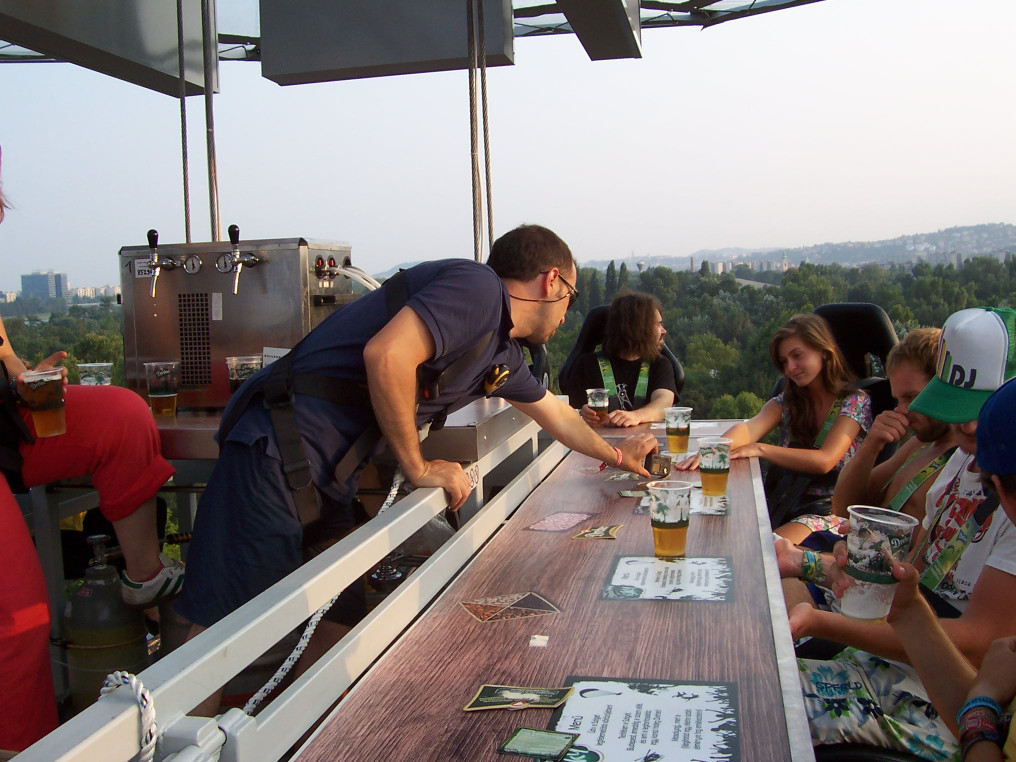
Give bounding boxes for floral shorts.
[789,513,848,534]
[798,648,959,761]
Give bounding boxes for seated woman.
[566,292,679,427]
[677,313,872,540]
[0,153,181,751]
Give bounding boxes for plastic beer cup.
[144,361,180,417]
[840,505,919,623]
[586,388,609,424]
[664,406,693,453]
[698,437,732,497]
[77,362,113,386]
[646,480,693,560]
[20,369,66,437]
[225,355,263,394]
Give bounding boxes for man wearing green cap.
[791,307,1016,760]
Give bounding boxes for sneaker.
[121,553,185,607]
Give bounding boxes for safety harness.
[596,352,649,410]
[221,269,495,528]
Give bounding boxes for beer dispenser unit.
[119,226,375,409]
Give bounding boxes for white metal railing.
[20,419,569,762]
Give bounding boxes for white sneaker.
[121,553,185,607]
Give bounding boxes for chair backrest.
[557,305,686,403]
[814,302,898,381]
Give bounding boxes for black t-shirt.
[566,352,678,411]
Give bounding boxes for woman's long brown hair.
[768,313,856,445]
[603,291,663,363]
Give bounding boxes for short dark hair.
[486,224,575,282]
[981,470,1016,499]
[603,291,663,363]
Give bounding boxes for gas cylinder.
[63,535,149,714]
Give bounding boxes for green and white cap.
[909,307,1016,424]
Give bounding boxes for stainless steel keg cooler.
[119,227,363,409]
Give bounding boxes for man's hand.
[867,410,909,449]
[410,459,473,511]
[616,432,657,477]
[606,409,641,428]
[969,636,1016,706]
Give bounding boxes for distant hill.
[581,223,1016,272]
[373,223,1016,278]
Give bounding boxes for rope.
[101,671,157,762]
[242,468,406,715]
[466,0,483,261]
[477,0,494,251]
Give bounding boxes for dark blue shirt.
[220,258,545,500]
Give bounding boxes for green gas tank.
[63,535,149,714]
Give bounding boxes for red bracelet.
[599,446,623,471]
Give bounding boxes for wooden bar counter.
[296,424,813,761]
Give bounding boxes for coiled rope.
[101,671,157,762]
[242,469,406,715]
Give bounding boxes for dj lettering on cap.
[909,307,1016,424]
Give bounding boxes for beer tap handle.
[148,229,160,298]
[228,224,242,294]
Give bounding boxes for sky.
[1,0,1015,293]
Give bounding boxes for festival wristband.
[800,550,823,583]
[599,446,624,472]
[958,696,1004,727]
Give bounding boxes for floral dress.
[776,390,873,533]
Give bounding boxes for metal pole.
[200,0,221,241]
[176,0,192,243]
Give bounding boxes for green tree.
[604,261,618,299]
[617,262,630,293]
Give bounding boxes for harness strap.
[596,352,649,410]
[884,446,956,513]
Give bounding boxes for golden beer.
[591,405,609,424]
[20,370,66,437]
[666,427,689,453]
[149,393,178,417]
[31,406,67,437]
[700,468,729,497]
[652,520,688,560]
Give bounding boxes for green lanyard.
[596,353,648,409]
[813,397,845,448]
[884,446,956,513]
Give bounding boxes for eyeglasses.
[541,270,579,309]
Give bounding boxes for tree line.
[545,255,1016,419]
[3,255,1014,417]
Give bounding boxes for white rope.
[101,671,157,762]
[243,468,406,715]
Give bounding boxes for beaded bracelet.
[800,550,823,583]
[957,696,1004,728]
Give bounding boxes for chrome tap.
[227,224,260,295]
[145,229,178,298]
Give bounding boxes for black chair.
[518,339,550,389]
[814,302,898,418]
[770,303,899,419]
[557,304,685,404]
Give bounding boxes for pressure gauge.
[215,253,235,273]
[183,254,203,274]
